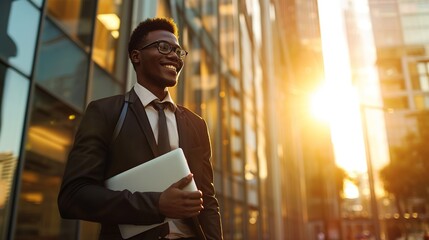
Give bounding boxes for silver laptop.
[105,148,197,239]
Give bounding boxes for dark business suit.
[58,89,222,239]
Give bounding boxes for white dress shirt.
[133,83,195,239]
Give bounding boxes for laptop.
[105,148,197,239]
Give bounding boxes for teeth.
[164,65,177,72]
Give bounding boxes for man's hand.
[159,174,203,219]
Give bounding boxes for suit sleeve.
[196,119,223,240]
[57,100,165,225]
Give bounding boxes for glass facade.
[370,0,429,239]
[0,0,131,239]
[35,18,89,110]
[1,0,279,239]
[16,87,79,239]
[0,65,30,240]
[0,0,327,240]
[322,0,429,239]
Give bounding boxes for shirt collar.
[134,82,177,112]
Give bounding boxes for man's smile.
[163,64,177,73]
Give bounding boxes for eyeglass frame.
[138,40,188,60]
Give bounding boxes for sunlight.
[310,85,334,122]
[310,85,335,123]
[311,83,368,173]
[316,0,369,174]
[343,179,359,199]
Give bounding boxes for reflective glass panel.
[90,64,122,101]
[201,0,218,41]
[221,197,232,239]
[233,203,244,240]
[0,0,40,76]
[92,0,131,79]
[0,64,30,239]
[15,88,79,240]
[182,30,202,113]
[219,0,240,72]
[46,0,96,47]
[185,0,200,14]
[197,46,219,167]
[35,19,88,111]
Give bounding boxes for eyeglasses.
[139,40,188,60]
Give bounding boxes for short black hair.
[128,17,179,56]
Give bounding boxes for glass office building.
[320,0,429,239]
[1,0,132,239]
[0,0,283,239]
[4,0,404,239]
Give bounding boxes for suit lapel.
[175,107,191,150]
[176,108,207,240]
[175,107,201,171]
[128,89,159,157]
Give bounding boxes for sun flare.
[311,83,367,174]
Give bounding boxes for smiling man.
[58,18,223,240]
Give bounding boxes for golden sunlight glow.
[97,13,121,30]
[317,0,369,174]
[28,132,65,151]
[29,127,70,146]
[269,3,276,22]
[219,3,235,15]
[22,192,43,204]
[249,210,259,224]
[22,171,39,183]
[311,83,367,173]
[310,84,335,122]
[111,30,119,39]
[0,180,6,208]
[27,127,70,162]
[343,179,359,199]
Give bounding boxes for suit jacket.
[58,89,222,239]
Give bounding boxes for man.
[58,17,223,240]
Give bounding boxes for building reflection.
[0,2,17,235]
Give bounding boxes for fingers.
[171,173,193,189]
[187,190,203,199]
[180,196,204,216]
[159,174,205,218]
[159,188,204,219]
[183,193,203,206]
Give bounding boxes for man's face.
[134,30,184,90]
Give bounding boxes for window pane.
[182,30,202,113]
[92,0,131,79]
[185,0,200,14]
[202,0,218,40]
[383,96,409,109]
[35,19,88,111]
[219,0,240,72]
[234,203,244,240]
[0,64,30,238]
[15,88,79,240]
[90,64,122,101]
[0,0,40,76]
[46,0,97,47]
[414,94,429,110]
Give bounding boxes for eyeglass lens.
[158,42,186,59]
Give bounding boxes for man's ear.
[130,50,140,63]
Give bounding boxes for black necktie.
[152,100,171,155]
